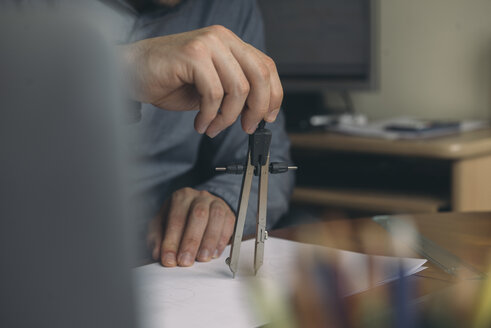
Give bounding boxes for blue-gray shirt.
[126,0,294,236]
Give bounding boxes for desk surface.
[289,128,491,159]
[270,211,491,321]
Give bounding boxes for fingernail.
[212,249,219,259]
[206,128,222,139]
[198,249,211,261]
[196,123,208,134]
[162,252,177,267]
[247,123,258,134]
[178,252,193,267]
[266,109,280,122]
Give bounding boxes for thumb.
[147,202,168,260]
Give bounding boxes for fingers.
[147,209,165,261]
[148,222,163,261]
[176,194,214,266]
[147,201,170,261]
[196,200,228,262]
[153,187,237,268]
[204,47,250,138]
[192,57,224,134]
[127,26,282,135]
[160,188,195,267]
[193,26,283,136]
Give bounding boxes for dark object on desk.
[0,10,136,328]
[281,92,326,131]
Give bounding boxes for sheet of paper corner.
[133,237,427,328]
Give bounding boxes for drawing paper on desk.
[133,238,427,328]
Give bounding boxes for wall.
[350,0,491,120]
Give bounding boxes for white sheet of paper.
[133,238,426,328]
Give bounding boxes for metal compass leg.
[254,153,270,275]
[226,152,254,278]
[216,121,297,278]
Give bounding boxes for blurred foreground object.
[265,212,491,328]
[0,8,136,328]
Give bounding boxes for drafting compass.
[216,121,296,278]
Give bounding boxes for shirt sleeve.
[194,0,295,235]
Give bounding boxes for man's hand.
[147,187,236,267]
[122,25,283,138]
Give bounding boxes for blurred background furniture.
[289,128,491,216]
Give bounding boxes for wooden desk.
[270,211,491,326]
[289,128,491,212]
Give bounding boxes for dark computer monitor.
[258,0,377,92]
[258,0,378,130]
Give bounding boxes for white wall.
[350,0,491,120]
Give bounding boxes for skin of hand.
[147,187,236,267]
[122,25,283,138]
